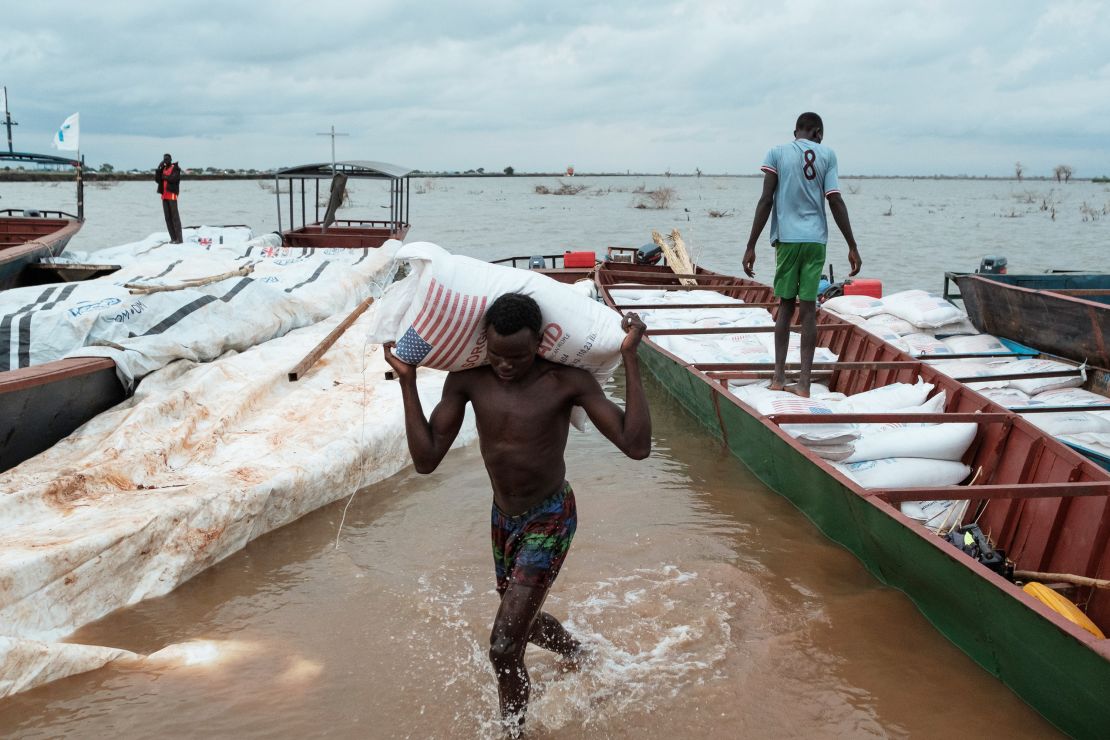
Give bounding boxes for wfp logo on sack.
[68,297,121,317]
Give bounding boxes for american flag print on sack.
[393,279,489,368]
[770,398,833,414]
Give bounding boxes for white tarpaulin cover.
[3,226,401,387]
[0,306,476,698]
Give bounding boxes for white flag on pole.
[52,113,79,151]
[0,87,7,114]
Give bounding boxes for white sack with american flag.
[368,242,626,429]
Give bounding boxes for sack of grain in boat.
[754,332,840,363]
[837,379,934,412]
[997,358,1085,395]
[803,393,951,458]
[931,317,980,336]
[1028,387,1108,407]
[977,387,1034,408]
[899,499,970,532]
[863,312,916,336]
[655,333,771,366]
[851,320,912,354]
[901,333,955,357]
[926,359,1010,389]
[1024,412,1110,436]
[834,457,971,488]
[369,242,625,428]
[821,294,886,318]
[835,422,977,463]
[942,334,1008,355]
[879,289,966,329]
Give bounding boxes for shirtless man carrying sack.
[384,292,650,735]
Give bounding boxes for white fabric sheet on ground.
[3,227,400,388]
[0,307,477,698]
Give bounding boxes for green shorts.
[773,241,826,301]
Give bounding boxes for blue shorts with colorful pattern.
[491,481,577,594]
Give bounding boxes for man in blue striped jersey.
[743,112,862,397]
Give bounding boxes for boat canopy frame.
[273,160,412,238]
[0,151,84,220]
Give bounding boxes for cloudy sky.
[3,1,1108,176]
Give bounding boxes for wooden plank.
[25,262,120,272]
[916,352,1029,359]
[952,370,1082,383]
[1045,288,1110,297]
[700,361,921,374]
[648,323,854,336]
[288,296,375,381]
[0,357,117,392]
[768,412,1013,424]
[1011,404,1110,413]
[614,302,774,309]
[873,482,1110,503]
[606,283,752,291]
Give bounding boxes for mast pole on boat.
[316,125,348,175]
[2,86,17,153]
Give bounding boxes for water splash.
[413,563,736,737]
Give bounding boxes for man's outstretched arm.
[384,343,467,473]
[743,171,777,277]
[575,314,651,460]
[827,192,862,276]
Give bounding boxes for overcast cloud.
[3,1,1108,176]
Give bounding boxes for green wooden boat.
[596,262,1110,738]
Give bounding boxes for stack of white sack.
[2,226,401,388]
[367,242,625,430]
[976,385,1110,456]
[0,306,477,699]
[615,288,838,385]
[822,290,984,357]
[928,356,1087,394]
[736,380,975,531]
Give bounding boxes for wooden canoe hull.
[281,220,409,249]
[0,357,126,472]
[598,263,1110,736]
[954,273,1110,369]
[0,217,83,290]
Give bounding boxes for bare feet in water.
[557,645,594,673]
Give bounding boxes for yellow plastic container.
[1023,582,1106,639]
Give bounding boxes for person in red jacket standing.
[155,153,183,244]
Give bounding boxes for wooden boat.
[945,271,1110,370]
[0,151,85,290]
[1,160,418,473]
[0,357,125,471]
[275,160,412,248]
[594,261,1110,737]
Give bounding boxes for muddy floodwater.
[1,378,1055,737]
[2,175,1099,736]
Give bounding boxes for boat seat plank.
[873,481,1110,503]
[615,302,778,309]
[649,323,855,336]
[767,412,1013,424]
[1012,405,1110,413]
[951,369,1083,383]
[606,283,753,291]
[700,360,921,372]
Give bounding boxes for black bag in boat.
[945,524,1014,581]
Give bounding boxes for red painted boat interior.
[597,262,1110,634]
[0,217,75,250]
[281,220,408,249]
